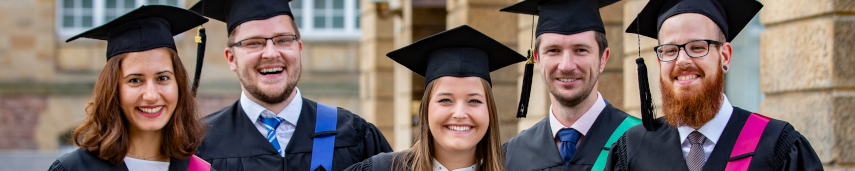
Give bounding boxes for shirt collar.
[677,94,733,145]
[550,92,606,138]
[432,159,478,171]
[241,87,303,125]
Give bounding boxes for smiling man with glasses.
[189,0,392,170]
[605,0,822,170]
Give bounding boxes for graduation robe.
[195,98,393,171]
[344,152,410,171]
[503,104,635,171]
[605,107,823,171]
[48,148,210,171]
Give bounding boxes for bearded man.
[189,0,392,170]
[605,0,822,170]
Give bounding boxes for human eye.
[128,78,143,85]
[437,99,452,103]
[157,75,170,82]
[468,99,483,104]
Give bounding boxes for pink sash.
[724,113,771,171]
[187,155,211,171]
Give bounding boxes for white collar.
[432,159,478,171]
[241,88,303,125]
[677,94,733,145]
[550,92,606,137]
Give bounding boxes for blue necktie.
[260,115,284,155]
[557,128,581,165]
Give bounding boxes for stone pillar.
[514,14,551,132]
[359,0,397,146]
[392,0,414,151]
[599,1,625,110]
[447,0,519,142]
[622,0,662,118]
[758,0,855,169]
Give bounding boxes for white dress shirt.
[432,159,478,171]
[677,94,733,162]
[241,88,303,157]
[124,157,169,171]
[549,92,606,149]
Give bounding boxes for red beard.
[660,64,725,128]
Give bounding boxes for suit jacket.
[48,148,204,171]
[195,98,393,171]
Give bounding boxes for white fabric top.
[677,94,733,162]
[549,92,606,149]
[432,159,478,171]
[241,88,303,157]
[124,157,169,171]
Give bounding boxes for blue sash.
[310,102,338,171]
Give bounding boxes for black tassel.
[636,57,656,131]
[192,27,206,97]
[516,50,535,118]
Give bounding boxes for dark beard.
[238,62,301,105]
[660,64,724,128]
[546,69,599,107]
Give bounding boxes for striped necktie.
[686,131,707,171]
[260,114,285,155]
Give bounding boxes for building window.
[291,0,361,40]
[56,0,183,38]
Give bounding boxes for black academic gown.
[503,104,634,171]
[48,148,207,171]
[195,98,393,171]
[344,152,411,171]
[605,107,823,171]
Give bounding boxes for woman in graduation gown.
[48,5,212,171]
[345,25,526,171]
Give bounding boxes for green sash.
[592,116,641,171]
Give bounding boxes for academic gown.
[344,152,410,171]
[605,107,823,171]
[503,104,635,171]
[48,148,210,171]
[195,98,393,171]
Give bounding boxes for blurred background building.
[0,0,852,170]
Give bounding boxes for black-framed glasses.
[653,39,722,62]
[229,35,299,52]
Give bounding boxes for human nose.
[260,39,281,59]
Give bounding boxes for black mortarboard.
[65,5,208,59]
[625,0,763,42]
[189,0,293,35]
[501,0,620,37]
[386,25,526,87]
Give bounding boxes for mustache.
[669,65,705,78]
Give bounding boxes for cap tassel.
[516,50,535,118]
[192,27,206,97]
[635,57,656,131]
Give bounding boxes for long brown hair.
[396,77,506,171]
[72,47,205,165]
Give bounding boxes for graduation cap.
[500,0,619,118]
[189,0,294,35]
[66,5,209,95]
[501,0,620,37]
[386,25,526,89]
[625,0,763,42]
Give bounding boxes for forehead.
[233,15,297,39]
[538,31,598,47]
[432,77,485,94]
[658,13,719,44]
[121,48,174,72]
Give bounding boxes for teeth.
[139,106,163,114]
[259,67,284,74]
[447,125,472,131]
[676,75,698,81]
[558,78,577,82]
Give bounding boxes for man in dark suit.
[500,0,641,170]
[189,0,393,170]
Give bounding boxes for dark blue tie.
[557,128,581,165]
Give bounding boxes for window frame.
[291,0,361,41]
[55,0,185,40]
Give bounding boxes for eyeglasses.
[653,39,722,62]
[229,35,299,52]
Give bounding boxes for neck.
[127,127,167,161]
[242,88,298,114]
[433,144,477,170]
[550,91,599,128]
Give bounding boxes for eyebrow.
[436,92,484,97]
[123,70,174,79]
